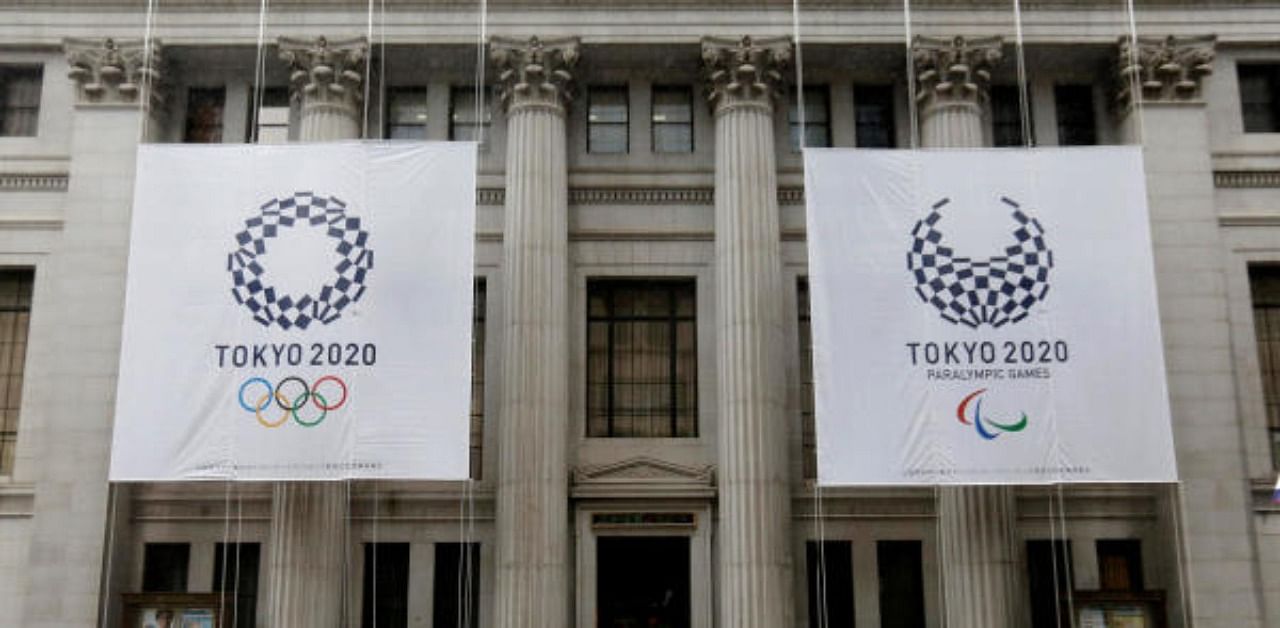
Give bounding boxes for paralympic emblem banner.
[804,147,1177,485]
[109,142,477,481]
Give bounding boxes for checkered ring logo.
[907,196,1052,329]
[228,192,373,330]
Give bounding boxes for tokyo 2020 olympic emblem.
[907,196,1052,329]
[238,375,348,428]
[228,191,373,330]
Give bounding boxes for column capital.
[701,35,791,114]
[1116,35,1215,108]
[490,36,580,114]
[912,35,1003,111]
[278,35,368,121]
[64,37,164,108]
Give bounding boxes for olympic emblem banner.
[109,142,477,481]
[804,147,1177,485]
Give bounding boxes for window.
[450,86,491,143]
[806,541,853,628]
[1239,64,1280,133]
[1097,539,1143,592]
[0,66,41,137]
[434,543,480,628]
[385,86,427,139]
[877,540,925,628]
[0,269,33,477]
[991,85,1031,147]
[1054,85,1097,146]
[1249,265,1280,467]
[362,543,410,628]
[587,280,697,438]
[652,85,693,153]
[1026,540,1073,628]
[183,87,225,143]
[798,278,816,479]
[588,85,629,154]
[250,87,290,144]
[470,280,486,479]
[854,84,896,148]
[213,543,260,628]
[142,543,190,593]
[790,85,831,150]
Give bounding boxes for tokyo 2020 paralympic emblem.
[228,191,373,330]
[907,196,1052,329]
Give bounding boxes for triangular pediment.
[572,457,715,499]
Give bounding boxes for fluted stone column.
[490,36,578,628]
[702,35,794,628]
[1116,36,1265,628]
[913,35,1023,628]
[19,37,164,628]
[266,35,367,628]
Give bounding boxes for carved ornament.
[490,36,580,112]
[701,35,792,112]
[64,37,163,107]
[912,35,1003,109]
[1116,35,1215,107]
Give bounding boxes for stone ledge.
[0,483,35,518]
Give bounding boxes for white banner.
[804,147,1176,485]
[110,142,477,481]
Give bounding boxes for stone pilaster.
[702,35,794,628]
[912,35,1003,148]
[265,34,367,628]
[1115,35,1265,628]
[489,35,578,628]
[913,33,1023,628]
[19,38,163,627]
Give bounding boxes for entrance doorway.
[597,536,691,628]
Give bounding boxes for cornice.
[8,0,1280,8]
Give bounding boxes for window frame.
[183,86,226,144]
[853,83,897,148]
[651,84,694,153]
[586,278,698,438]
[0,65,43,138]
[587,84,630,154]
[1238,63,1280,134]
[247,86,291,144]
[1053,84,1098,147]
[990,83,1033,147]
[449,85,492,144]
[0,268,34,480]
[384,85,429,140]
[789,85,832,151]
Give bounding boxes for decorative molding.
[572,456,715,499]
[701,35,792,112]
[480,187,802,206]
[1116,34,1215,108]
[64,37,163,108]
[0,484,35,519]
[477,188,505,205]
[778,186,804,205]
[0,173,68,192]
[912,35,1003,109]
[1215,170,1280,188]
[490,36,580,112]
[278,35,368,115]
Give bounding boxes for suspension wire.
[1169,482,1194,625]
[1122,0,1148,146]
[472,0,489,146]
[362,0,375,137]
[1047,485,1064,628]
[902,0,920,150]
[378,0,387,140]
[372,479,379,628]
[249,0,271,143]
[1011,0,1033,148]
[232,485,244,628]
[136,0,158,143]
[218,479,233,622]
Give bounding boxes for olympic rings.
[236,375,348,428]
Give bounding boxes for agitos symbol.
[238,375,348,428]
[956,388,1028,440]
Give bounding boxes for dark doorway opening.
[597,536,691,628]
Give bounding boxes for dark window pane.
[1097,539,1143,591]
[386,86,427,140]
[0,66,41,137]
[1054,84,1097,146]
[0,268,33,477]
[249,87,290,144]
[653,85,693,153]
[362,543,410,628]
[855,84,896,148]
[184,87,226,144]
[1027,540,1073,628]
[798,278,815,479]
[142,543,190,593]
[790,86,831,150]
[991,85,1032,147]
[877,540,924,628]
[589,86,629,154]
[806,540,854,628]
[450,86,491,143]
[1239,65,1280,133]
[586,280,697,437]
[1249,265,1280,468]
[434,543,481,628]
[470,280,486,479]
[213,543,260,628]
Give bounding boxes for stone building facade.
[0,1,1278,627]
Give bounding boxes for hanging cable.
[362,0,375,137]
[97,484,119,628]
[249,0,271,143]
[1011,0,1033,147]
[902,0,920,149]
[136,0,158,144]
